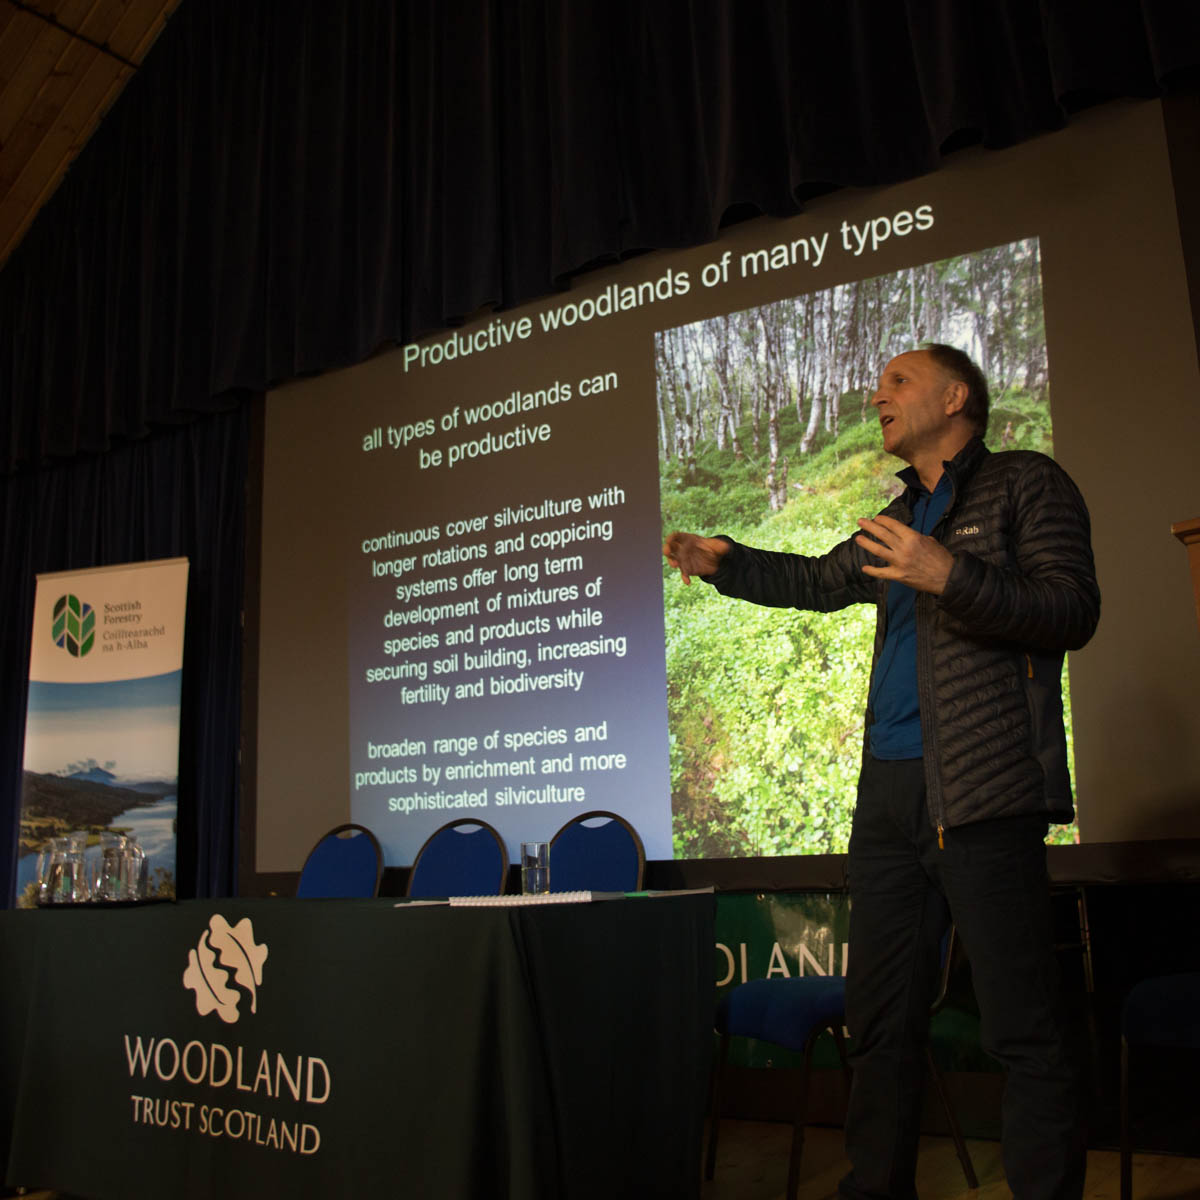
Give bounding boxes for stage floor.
[699,1121,1200,1200]
[10,1124,1199,1200]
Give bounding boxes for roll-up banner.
[15,558,189,907]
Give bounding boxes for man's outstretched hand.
[662,531,729,585]
[855,515,953,594]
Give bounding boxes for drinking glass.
[36,836,68,904]
[40,833,90,903]
[124,835,148,900]
[520,841,550,894]
[93,833,129,901]
[64,832,91,902]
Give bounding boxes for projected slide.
[257,102,1196,872]
[262,230,1063,868]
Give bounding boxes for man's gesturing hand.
[662,531,729,585]
[855,515,954,595]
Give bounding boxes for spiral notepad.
[447,891,617,906]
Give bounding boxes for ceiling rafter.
[6,0,140,70]
[0,0,181,267]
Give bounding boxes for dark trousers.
[839,755,1086,1200]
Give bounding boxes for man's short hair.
[922,343,990,437]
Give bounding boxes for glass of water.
[92,833,127,901]
[39,833,90,904]
[520,842,550,894]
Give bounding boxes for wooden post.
[1171,516,1200,635]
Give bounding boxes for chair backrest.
[406,819,508,898]
[1121,972,1200,1048]
[296,823,383,898]
[549,810,645,892]
[718,923,961,1045]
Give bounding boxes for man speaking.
[664,344,1099,1200]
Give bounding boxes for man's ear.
[943,380,968,417]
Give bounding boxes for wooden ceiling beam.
[0,0,180,267]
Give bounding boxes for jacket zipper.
[915,588,944,842]
[920,478,957,848]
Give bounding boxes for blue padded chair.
[296,823,383,898]
[548,810,645,892]
[1120,972,1200,1199]
[706,925,976,1200]
[406,818,508,898]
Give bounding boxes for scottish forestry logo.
[52,593,95,657]
[182,914,269,1024]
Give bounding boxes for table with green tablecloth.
[0,894,714,1199]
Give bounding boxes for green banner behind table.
[713,892,993,1073]
[16,557,189,907]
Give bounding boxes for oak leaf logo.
[182,914,269,1024]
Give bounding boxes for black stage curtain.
[2,0,1198,471]
[1,1,1199,902]
[0,407,248,905]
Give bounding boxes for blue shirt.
[867,472,952,760]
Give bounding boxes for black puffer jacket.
[705,437,1100,834]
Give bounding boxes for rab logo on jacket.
[182,914,269,1024]
[953,524,981,537]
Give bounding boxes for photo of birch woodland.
[658,239,1079,858]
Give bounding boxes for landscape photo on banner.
[16,557,189,906]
